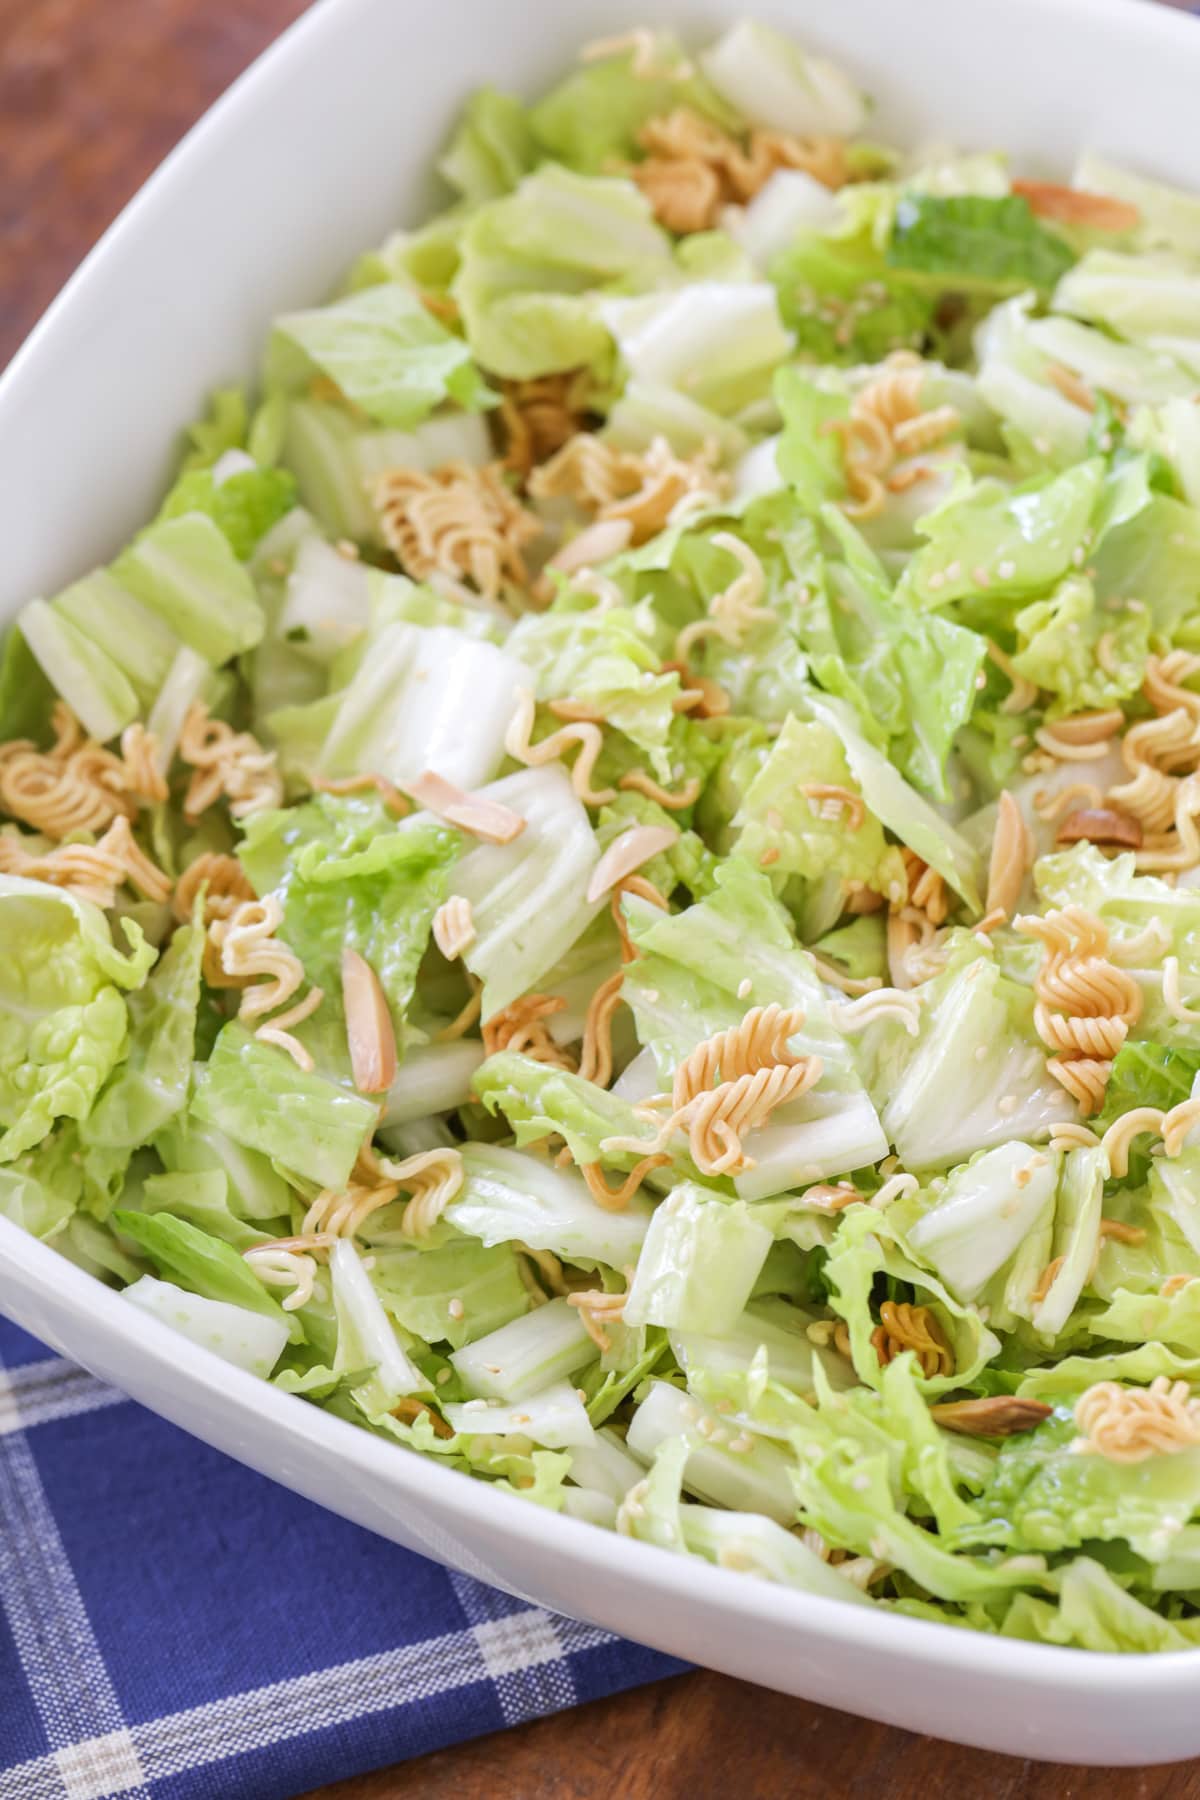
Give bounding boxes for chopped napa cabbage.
[80,917,204,1153]
[53,570,181,712]
[266,282,493,428]
[446,765,604,1018]
[122,1275,288,1379]
[447,1144,652,1268]
[452,165,674,380]
[17,598,140,742]
[699,23,865,138]
[314,621,531,791]
[438,87,538,203]
[190,1024,377,1191]
[622,1185,773,1334]
[619,861,889,1196]
[450,1297,596,1401]
[598,282,793,417]
[0,881,154,1164]
[111,513,265,665]
[445,1381,596,1449]
[874,944,1073,1167]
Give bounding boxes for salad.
[8,19,1200,1655]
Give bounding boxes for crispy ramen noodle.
[674,533,772,661]
[1016,903,1142,1117]
[617,768,702,810]
[1098,1097,1200,1178]
[1072,1377,1200,1464]
[986,641,1038,715]
[209,894,323,1071]
[529,433,728,546]
[870,1301,954,1379]
[629,106,849,233]
[827,354,959,519]
[798,783,866,830]
[371,461,541,601]
[481,993,576,1069]
[499,372,590,479]
[830,987,922,1037]
[611,872,670,961]
[578,970,626,1087]
[601,1005,823,1177]
[0,813,171,909]
[566,1272,634,1352]
[0,703,136,837]
[178,704,283,822]
[172,851,256,925]
[504,687,615,807]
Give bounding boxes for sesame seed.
[448,1297,465,1321]
[998,559,1017,580]
[436,1368,452,1386]
[998,1094,1018,1116]
[945,561,962,582]
[927,571,946,592]
[737,977,752,999]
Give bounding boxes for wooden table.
[3,0,1198,1792]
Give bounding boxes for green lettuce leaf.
[0,881,154,1164]
[896,459,1104,613]
[452,165,673,380]
[730,714,907,897]
[114,1208,293,1333]
[112,513,265,664]
[156,464,298,561]
[530,36,739,174]
[1010,573,1150,715]
[267,283,493,427]
[80,918,205,1153]
[368,1238,530,1350]
[17,599,140,742]
[122,1273,289,1378]
[179,387,250,472]
[439,88,539,202]
[190,1023,377,1191]
[887,194,1076,293]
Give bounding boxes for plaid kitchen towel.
[0,1316,685,1800]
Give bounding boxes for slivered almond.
[586,824,680,904]
[799,1182,861,1213]
[342,948,397,1095]
[985,789,1032,920]
[547,517,634,577]
[929,1396,1053,1438]
[1056,806,1143,850]
[402,770,527,844]
[432,895,476,961]
[1012,179,1140,233]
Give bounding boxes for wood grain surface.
[3,0,1199,1794]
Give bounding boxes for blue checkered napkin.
[0,1317,684,1800]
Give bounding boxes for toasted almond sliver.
[929,1396,1053,1438]
[402,770,527,845]
[1056,806,1143,850]
[548,518,634,577]
[586,823,680,904]
[342,948,397,1095]
[1011,178,1140,233]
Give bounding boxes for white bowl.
[2,0,1200,1762]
